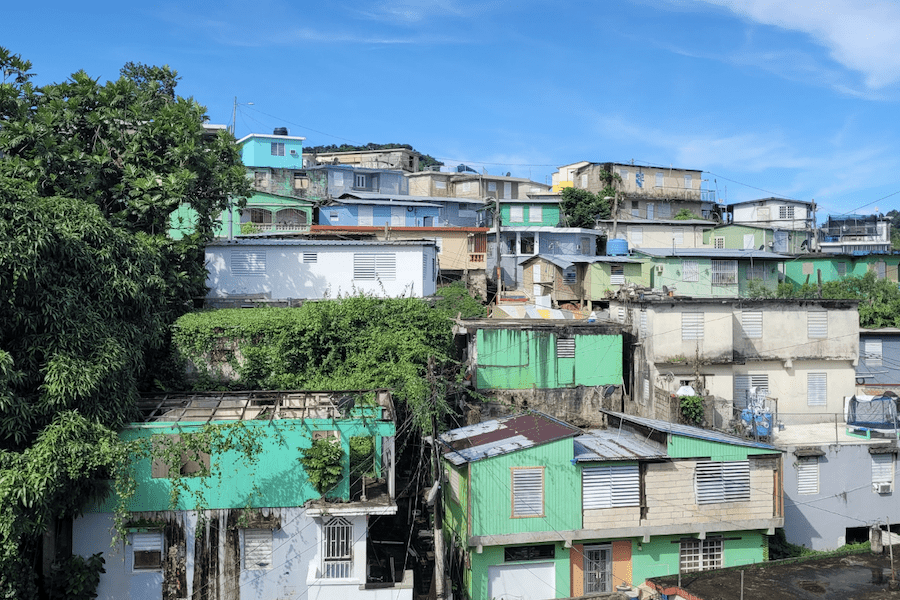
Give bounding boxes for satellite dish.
[759,245,764,250]
[603,385,616,398]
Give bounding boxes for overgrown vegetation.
[300,438,345,498]
[0,46,249,597]
[745,271,900,328]
[679,395,704,426]
[173,297,456,431]
[674,208,700,220]
[434,281,488,318]
[560,187,612,228]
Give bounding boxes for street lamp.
[230,97,254,135]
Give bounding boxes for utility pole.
[494,200,502,299]
[428,356,446,599]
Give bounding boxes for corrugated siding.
[511,468,543,516]
[797,457,819,495]
[582,464,639,509]
[668,436,776,461]
[470,438,580,536]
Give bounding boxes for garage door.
[488,562,556,600]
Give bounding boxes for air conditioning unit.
[290,149,298,155]
[874,482,892,494]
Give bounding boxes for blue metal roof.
[602,410,780,451]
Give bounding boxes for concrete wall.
[782,444,900,550]
[206,242,437,300]
[74,509,407,600]
[241,136,305,169]
[730,201,812,230]
[521,258,586,304]
[858,332,900,388]
[590,262,650,299]
[317,203,439,227]
[617,223,710,249]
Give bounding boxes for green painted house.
[73,390,412,600]
[783,253,900,287]
[635,248,785,297]
[169,191,314,240]
[500,198,563,228]
[703,224,812,254]
[439,411,784,599]
[459,320,625,390]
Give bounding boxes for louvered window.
[270,142,285,156]
[243,529,273,570]
[323,517,352,578]
[673,228,684,245]
[132,531,163,571]
[511,468,543,517]
[610,264,625,285]
[618,307,626,323]
[797,457,819,495]
[353,253,396,280]
[557,336,575,358]
[695,461,750,504]
[232,251,266,276]
[640,311,648,337]
[582,464,640,509]
[643,378,650,402]
[865,339,883,366]
[742,311,762,339]
[680,538,722,572]
[682,260,699,282]
[631,227,643,245]
[808,312,827,338]
[303,253,318,264]
[682,312,704,340]
[807,373,826,407]
[529,205,543,222]
[872,453,893,489]
[509,206,524,223]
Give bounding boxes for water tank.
[607,238,629,256]
[273,127,289,136]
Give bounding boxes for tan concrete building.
[407,171,550,200]
[609,297,860,421]
[303,148,420,172]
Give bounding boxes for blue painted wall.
[858,332,900,386]
[239,135,304,169]
[318,203,440,227]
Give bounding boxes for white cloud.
[695,0,900,90]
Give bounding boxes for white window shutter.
[872,453,893,486]
[797,457,819,495]
[695,461,750,504]
[682,312,704,340]
[808,312,827,338]
[582,465,639,509]
[742,311,762,339]
[512,468,543,516]
[807,373,827,407]
[244,529,272,569]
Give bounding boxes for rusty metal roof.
[440,412,581,466]
[573,428,667,462]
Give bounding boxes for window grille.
[323,517,352,578]
[711,260,737,286]
[680,538,722,572]
[682,260,699,282]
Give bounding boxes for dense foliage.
[303,142,443,171]
[747,271,900,328]
[434,281,488,319]
[674,208,700,220]
[300,439,345,498]
[173,297,456,429]
[559,187,611,228]
[0,47,250,597]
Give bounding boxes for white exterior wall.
[730,201,811,230]
[74,510,411,600]
[644,303,734,365]
[206,243,437,300]
[619,223,709,249]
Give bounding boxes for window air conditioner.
[875,482,892,494]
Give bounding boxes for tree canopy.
[559,187,611,228]
[0,47,250,597]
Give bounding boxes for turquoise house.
[460,320,624,390]
[237,130,305,169]
[440,411,783,599]
[169,191,314,239]
[635,248,786,297]
[72,391,412,600]
[783,253,900,287]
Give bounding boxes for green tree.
[674,208,699,220]
[0,47,250,597]
[559,187,611,228]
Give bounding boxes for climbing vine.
[679,395,704,426]
[299,438,344,498]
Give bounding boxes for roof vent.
[273,127,288,136]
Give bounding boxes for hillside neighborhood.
[6,44,900,600]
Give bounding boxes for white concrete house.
[205,238,438,302]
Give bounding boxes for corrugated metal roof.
[517,254,641,268]
[207,238,435,247]
[332,197,442,208]
[345,191,487,205]
[596,218,715,225]
[573,428,667,462]
[635,248,787,260]
[440,412,581,466]
[602,410,779,451]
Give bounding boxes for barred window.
[323,517,352,578]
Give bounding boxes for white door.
[488,562,556,600]
[391,207,404,226]
[646,203,654,219]
[358,206,373,226]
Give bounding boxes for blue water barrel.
[608,238,629,256]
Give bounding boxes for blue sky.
[5,0,900,218]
